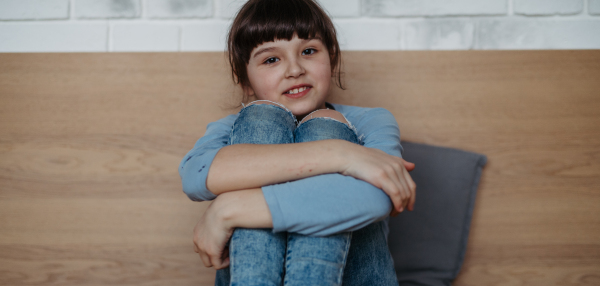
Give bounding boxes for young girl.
[179,0,416,285]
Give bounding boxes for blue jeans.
[215,104,398,286]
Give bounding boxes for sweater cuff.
[262,184,286,233]
[181,148,220,201]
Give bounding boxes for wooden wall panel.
[1,51,599,285]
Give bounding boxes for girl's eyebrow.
[252,47,277,59]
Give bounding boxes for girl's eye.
[264,57,279,64]
[302,48,316,55]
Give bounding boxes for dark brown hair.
[227,0,343,101]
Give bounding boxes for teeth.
[287,87,307,94]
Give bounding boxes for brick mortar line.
[1,16,595,23]
[1,16,598,25]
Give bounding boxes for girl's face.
[246,34,332,118]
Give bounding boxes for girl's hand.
[193,198,233,270]
[192,189,272,269]
[340,143,416,214]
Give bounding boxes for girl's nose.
[285,59,305,78]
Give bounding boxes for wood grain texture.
[0,245,216,285]
[1,51,599,285]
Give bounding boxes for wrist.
[329,139,354,174]
[210,192,238,230]
[211,188,273,229]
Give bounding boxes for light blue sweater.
[179,103,403,236]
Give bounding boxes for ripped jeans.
[215,103,398,286]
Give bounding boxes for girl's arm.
[180,108,414,213]
[206,140,352,194]
[179,115,375,199]
[183,106,413,235]
[179,114,349,200]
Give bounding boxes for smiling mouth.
[284,86,309,95]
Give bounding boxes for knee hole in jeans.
[299,109,349,126]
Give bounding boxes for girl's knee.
[243,100,296,122]
[231,101,296,145]
[294,109,359,144]
[300,109,349,125]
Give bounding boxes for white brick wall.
[0,0,599,52]
[363,0,507,17]
[404,19,475,50]
[478,20,600,49]
[336,19,401,50]
[217,0,246,19]
[0,0,70,20]
[146,0,213,19]
[112,23,179,51]
[320,0,360,18]
[590,0,600,15]
[74,0,142,19]
[0,23,107,52]
[182,20,230,51]
[514,0,583,16]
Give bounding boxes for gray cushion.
[388,141,487,286]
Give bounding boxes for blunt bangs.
[228,0,343,99]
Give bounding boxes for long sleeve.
[178,105,404,237]
[179,114,238,201]
[262,105,404,236]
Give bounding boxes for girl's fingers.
[220,247,230,268]
[402,159,416,172]
[401,166,417,211]
[391,162,410,210]
[200,252,212,268]
[221,257,231,269]
[387,166,408,212]
[381,177,403,212]
[223,246,230,260]
[209,253,223,269]
[211,248,231,269]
